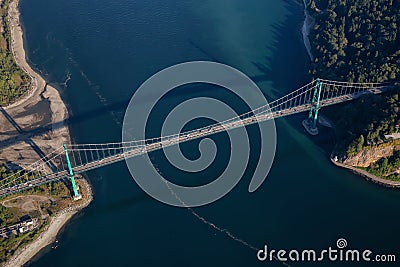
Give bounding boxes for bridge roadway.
[0,88,386,197]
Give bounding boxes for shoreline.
[0,0,70,165]
[301,0,314,62]
[2,0,94,266]
[6,0,68,128]
[300,2,399,188]
[330,154,400,188]
[321,117,400,188]
[4,179,93,267]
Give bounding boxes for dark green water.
[19,0,400,266]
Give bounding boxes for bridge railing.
[1,79,396,195]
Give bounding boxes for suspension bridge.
[0,79,395,199]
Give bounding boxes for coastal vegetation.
[0,165,87,264]
[0,0,30,105]
[367,150,400,180]
[327,90,400,180]
[0,164,72,201]
[308,0,400,83]
[0,1,92,265]
[307,0,400,181]
[328,90,400,156]
[0,220,48,264]
[0,165,37,188]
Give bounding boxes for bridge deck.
[0,86,391,197]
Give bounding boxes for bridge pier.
[63,144,81,200]
[302,118,319,135]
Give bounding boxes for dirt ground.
[2,195,54,213]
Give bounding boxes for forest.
[309,0,400,83]
[367,150,400,180]
[308,0,400,180]
[0,0,30,106]
[328,90,399,156]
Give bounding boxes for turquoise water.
[19,0,400,266]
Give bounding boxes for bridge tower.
[309,78,323,128]
[302,79,323,135]
[63,144,81,200]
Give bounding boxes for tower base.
[73,194,82,201]
[302,119,319,136]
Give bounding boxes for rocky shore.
[324,118,400,188]
[330,155,400,188]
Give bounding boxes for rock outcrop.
[344,145,399,167]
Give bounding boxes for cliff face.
[344,145,399,167]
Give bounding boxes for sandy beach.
[1,0,93,265]
[0,0,69,166]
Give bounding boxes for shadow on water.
[252,0,311,96]
[188,40,220,63]
[0,76,281,151]
[248,0,335,149]
[189,39,272,85]
[2,0,310,155]
[250,0,337,152]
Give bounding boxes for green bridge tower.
[63,144,81,200]
[308,78,323,128]
[302,78,323,135]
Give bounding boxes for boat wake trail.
[188,206,258,251]
[163,179,290,267]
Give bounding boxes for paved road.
[0,88,388,197]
